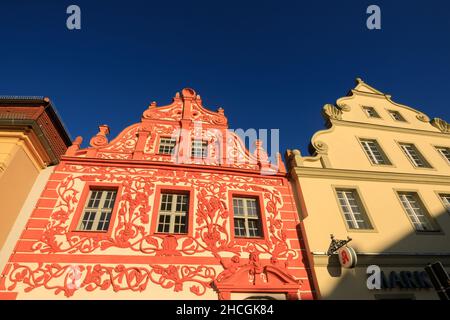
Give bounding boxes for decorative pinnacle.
[98,124,110,136]
[181,88,196,99]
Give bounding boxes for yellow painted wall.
[288,79,450,299]
[0,136,41,250]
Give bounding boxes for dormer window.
[191,140,208,158]
[362,106,381,118]
[158,137,177,155]
[388,110,406,122]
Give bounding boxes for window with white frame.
[77,189,117,231]
[158,137,177,155]
[233,197,262,238]
[359,139,391,165]
[388,110,406,122]
[397,192,437,232]
[399,143,431,168]
[157,193,189,234]
[439,194,450,214]
[362,106,381,118]
[336,189,372,230]
[191,140,208,158]
[436,147,450,164]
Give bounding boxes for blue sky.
[1,0,450,157]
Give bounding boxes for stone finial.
[277,152,287,173]
[73,136,83,146]
[254,139,269,164]
[285,149,303,168]
[66,136,83,156]
[90,124,110,148]
[181,88,196,100]
[323,104,343,120]
[431,118,450,133]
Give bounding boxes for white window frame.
[399,143,431,168]
[336,189,372,230]
[233,197,263,238]
[158,137,177,155]
[77,189,117,232]
[362,106,381,118]
[191,140,208,158]
[359,139,390,165]
[436,146,450,165]
[397,192,437,232]
[439,194,450,214]
[388,110,406,122]
[157,193,189,234]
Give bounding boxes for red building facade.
[0,88,316,300]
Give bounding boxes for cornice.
[0,119,60,165]
[290,166,450,185]
[60,156,288,179]
[0,130,48,170]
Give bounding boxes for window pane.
[363,106,380,118]
[79,189,117,231]
[158,138,176,155]
[233,198,245,216]
[360,139,389,165]
[158,214,171,233]
[157,193,189,234]
[80,211,96,231]
[398,192,435,231]
[234,218,246,237]
[336,189,372,230]
[191,140,208,158]
[400,143,429,168]
[87,190,102,208]
[247,219,261,237]
[160,194,173,211]
[440,194,450,213]
[389,110,406,122]
[437,147,450,164]
[233,197,262,237]
[97,212,112,231]
[103,191,116,209]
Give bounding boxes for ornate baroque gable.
[65,88,284,173]
[319,78,449,135]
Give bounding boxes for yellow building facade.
[0,97,71,251]
[287,79,450,300]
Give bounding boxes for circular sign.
[338,246,357,268]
